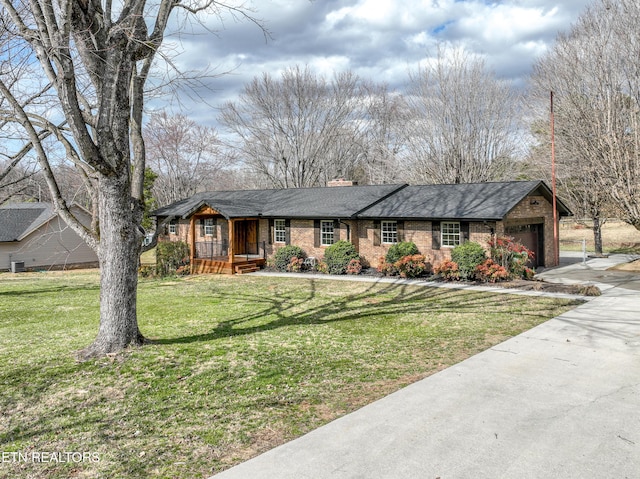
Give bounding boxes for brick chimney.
[327,178,358,187]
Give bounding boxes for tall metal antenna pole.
[550,91,559,266]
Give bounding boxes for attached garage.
[505,223,544,268]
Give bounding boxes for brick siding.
[158,194,559,269]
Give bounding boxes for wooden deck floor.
[192,257,265,274]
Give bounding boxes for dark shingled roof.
[358,181,572,220]
[152,184,407,219]
[152,180,571,221]
[0,203,53,242]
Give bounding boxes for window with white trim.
[274,219,286,243]
[321,220,334,246]
[381,221,398,244]
[204,218,215,236]
[441,221,461,247]
[169,219,177,235]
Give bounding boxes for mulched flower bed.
[262,267,601,296]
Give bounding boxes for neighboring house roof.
[0,203,54,242]
[358,180,572,220]
[152,180,572,221]
[153,184,408,219]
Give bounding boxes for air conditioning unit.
[11,261,26,273]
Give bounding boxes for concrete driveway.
[212,254,640,479]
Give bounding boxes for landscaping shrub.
[385,241,419,264]
[286,256,305,272]
[394,254,430,278]
[138,264,156,278]
[346,258,363,275]
[434,260,460,280]
[156,241,190,277]
[377,256,396,276]
[578,285,602,296]
[323,240,360,274]
[450,241,487,280]
[274,245,306,271]
[488,236,534,279]
[475,259,509,283]
[316,260,329,274]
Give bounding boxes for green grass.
[0,271,580,479]
[140,247,156,265]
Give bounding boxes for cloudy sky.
[158,0,593,125]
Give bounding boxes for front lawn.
[0,271,580,479]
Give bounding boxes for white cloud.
[152,0,593,126]
[455,4,561,45]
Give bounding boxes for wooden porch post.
[228,218,235,265]
[189,215,196,274]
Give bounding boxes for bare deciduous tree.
[402,45,523,184]
[220,65,376,188]
[145,111,236,206]
[359,84,408,184]
[531,0,640,232]
[0,0,263,358]
[525,118,612,254]
[0,157,36,203]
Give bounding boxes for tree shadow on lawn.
[0,283,100,297]
[153,279,550,345]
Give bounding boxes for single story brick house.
[152,180,571,274]
[0,202,99,272]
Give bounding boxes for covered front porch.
[188,207,266,274]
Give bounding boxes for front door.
[233,220,258,254]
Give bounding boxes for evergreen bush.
[323,240,360,274]
[156,241,190,277]
[274,245,306,271]
[385,241,419,264]
[450,241,486,280]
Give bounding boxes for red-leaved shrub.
[435,260,460,280]
[475,259,509,283]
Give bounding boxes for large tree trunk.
[78,174,145,359]
[592,216,603,255]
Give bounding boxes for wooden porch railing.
[194,241,266,261]
[194,240,228,259]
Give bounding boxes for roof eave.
[181,200,231,220]
[501,180,573,218]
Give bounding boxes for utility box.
[11,261,26,273]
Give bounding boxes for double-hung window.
[441,221,461,247]
[381,221,398,244]
[274,219,287,243]
[321,220,334,246]
[169,219,177,235]
[204,218,215,236]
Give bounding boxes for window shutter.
[373,220,381,246]
[314,220,320,247]
[285,219,291,245]
[268,219,274,244]
[461,222,470,243]
[432,222,441,250]
[212,218,218,239]
[333,220,340,242]
[397,220,404,242]
[199,218,204,236]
